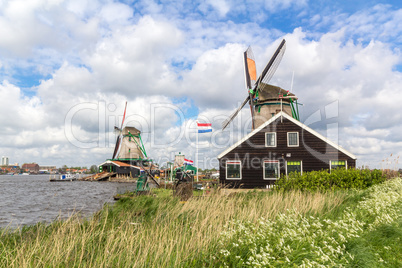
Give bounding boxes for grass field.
[0,178,400,267]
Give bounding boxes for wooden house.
[98,160,144,177]
[218,112,356,188]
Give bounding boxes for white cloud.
[0,0,401,170]
[205,0,230,17]
[0,81,45,131]
[181,43,246,108]
[86,15,183,95]
[99,2,133,23]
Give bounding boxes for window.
[287,132,299,147]
[330,160,347,170]
[265,132,276,147]
[263,160,280,180]
[226,161,241,180]
[286,161,302,175]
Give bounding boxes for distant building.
[174,153,185,167]
[22,163,40,173]
[2,165,20,174]
[39,165,57,174]
[1,156,9,166]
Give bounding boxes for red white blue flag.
[184,158,194,165]
[197,122,212,133]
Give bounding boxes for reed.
[0,188,350,267]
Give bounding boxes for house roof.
[217,111,356,160]
[22,163,39,167]
[111,160,132,167]
[98,160,144,170]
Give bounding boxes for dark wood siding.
[219,117,356,188]
[116,166,140,176]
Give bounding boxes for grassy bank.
[1,189,351,266]
[0,178,400,267]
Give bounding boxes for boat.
[49,174,77,182]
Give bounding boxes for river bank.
[1,177,400,267]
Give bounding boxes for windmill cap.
[258,83,297,101]
[122,126,141,135]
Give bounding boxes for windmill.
[112,102,148,161]
[222,39,300,130]
[111,102,159,187]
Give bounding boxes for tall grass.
[0,189,351,267]
[212,178,401,267]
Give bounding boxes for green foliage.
[90,165,98,173]
[346,219,402,267]
[212,178,401,267]
[275,168,386,192]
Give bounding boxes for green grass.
[207,178,401,267]
[0,178,400,267]
[346,213,402,267]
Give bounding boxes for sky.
[0,0,401,169]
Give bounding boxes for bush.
[275,168,387,192]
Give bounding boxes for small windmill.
[109,102,159,188]
[222,39,300,130]
[112,102,148,161]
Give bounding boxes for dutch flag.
[197,122,212,133]
[184,158,194,165]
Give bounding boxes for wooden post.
[196,120,199,182]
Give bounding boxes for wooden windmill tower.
[112,102,148,164]
[222,39,300,130]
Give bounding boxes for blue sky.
[7,0,402,94]
[0,0,401,169]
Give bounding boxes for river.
[0,174,136,229]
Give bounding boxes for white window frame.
[226,160,242,180]
[286,160,303,175]
[263,160,280,180]
[287,132,299,147]
[265,132,277,147]
[329,160,348,172]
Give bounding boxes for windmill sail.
[120,101,127,129]
[112,102,127,159]
[221,95,250,130]
[254,39,286,91]
[244,47,257,89]
[244,47,257,129]
[112,136,121,159]
[222,39,289,131]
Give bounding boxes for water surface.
[0,175,135,228]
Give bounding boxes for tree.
[90,165,98,174]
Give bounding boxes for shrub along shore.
[0,169,401,267]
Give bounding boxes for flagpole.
[196,120,199,182]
